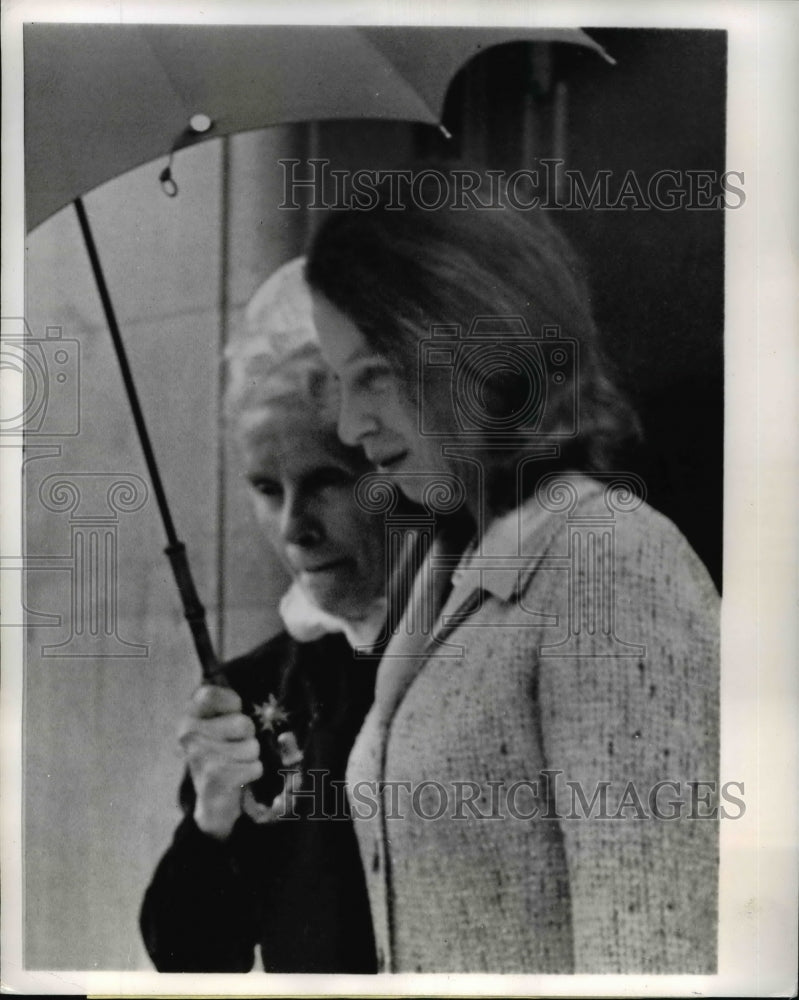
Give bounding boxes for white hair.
[225,256,338,421]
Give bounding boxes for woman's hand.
[178,685,263,840]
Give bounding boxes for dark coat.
[139,630,378,973]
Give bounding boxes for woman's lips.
[298,558,348,575]
[373,450,408,471]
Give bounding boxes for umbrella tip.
[189,113,214,134]
[438,123,453,141]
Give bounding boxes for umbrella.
[25,24,612,230]
[23,23,613,687]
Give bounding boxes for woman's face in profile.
[237,404,386,619]
[312,293,448,504]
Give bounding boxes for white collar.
[278,581,387,650]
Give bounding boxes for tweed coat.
[346,473,720,974]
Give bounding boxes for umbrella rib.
[356,29,443,125]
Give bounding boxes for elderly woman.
[140,258,387,973]
[305,167,720,974]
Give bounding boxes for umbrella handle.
[164,541,225,685]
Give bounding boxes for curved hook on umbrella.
[158,156,178,198]
[159,113,216,199]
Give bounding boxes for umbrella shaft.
[73,196,222,682]
[73,198,178,542]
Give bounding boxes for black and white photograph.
[1,1,796,995]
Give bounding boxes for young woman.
[305,168,721,974]
[140,258,387,973]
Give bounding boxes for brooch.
[242,695,305,825]
[252,693,288,734]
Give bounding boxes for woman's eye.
[355,361,392,390]
[250,479,282,499]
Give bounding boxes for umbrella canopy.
[25,23,611,230]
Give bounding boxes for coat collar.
[445,473,605,608]
[380,473,601,643]
[446,494,557,608]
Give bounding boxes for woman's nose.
[280,492,322,547]
[338,386,378,447]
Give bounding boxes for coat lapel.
[370,528,470,728]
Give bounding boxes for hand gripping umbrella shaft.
[74,197,225,687]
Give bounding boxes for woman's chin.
[296,567,381,621]
[299,579,350,619]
